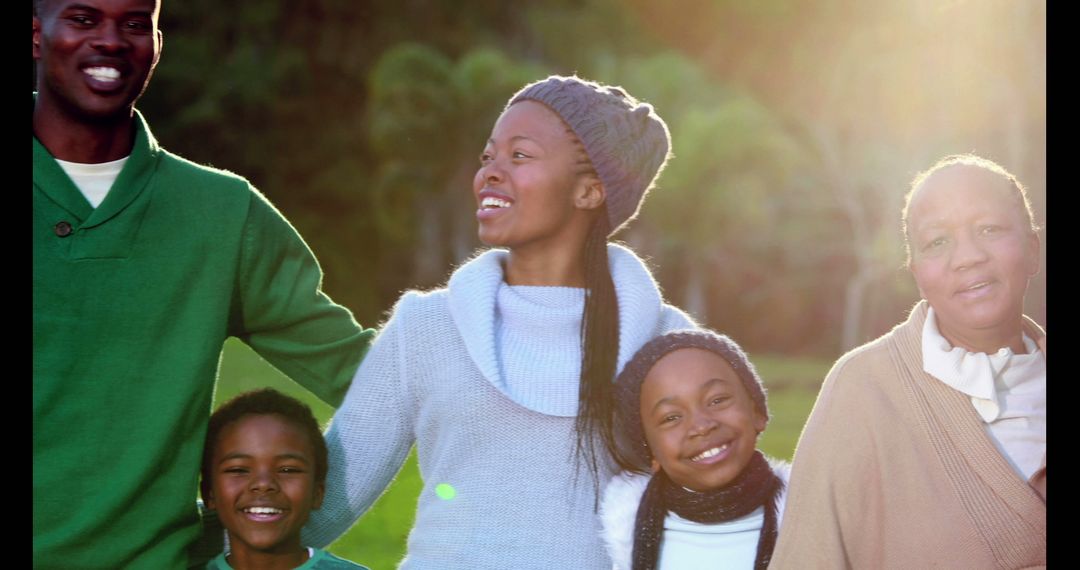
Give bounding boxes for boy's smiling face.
[205,413,324,560]
[639,348,766,492]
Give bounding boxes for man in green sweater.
[32,1,375,568]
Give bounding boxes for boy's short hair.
[200,388,328,497]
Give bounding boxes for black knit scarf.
[630,451,783,570]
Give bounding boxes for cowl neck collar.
[446,243,667,416]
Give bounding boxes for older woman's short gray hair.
[901,154,1039,263]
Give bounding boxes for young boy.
[201,389,370,570]
[600,330,790,570]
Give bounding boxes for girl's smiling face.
[639,348,766,492]
[473,100,599,255]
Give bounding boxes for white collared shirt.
[55,155,129,208]
[921,307,1046,479]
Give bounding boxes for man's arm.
[230,186,375,407]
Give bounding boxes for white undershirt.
[54,155,129,208]
[921,307,1046,479]
[658,507,764,569]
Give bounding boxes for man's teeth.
[244,507,283,514]
[481,196,511,209]
[963,281,990,291]
[85,67,121,81]
[691,444,729,462]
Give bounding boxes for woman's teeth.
[481,197,511,209]
[691,443,729,462]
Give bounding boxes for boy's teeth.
[481,197,511,209]
[691,443,729,462]
[85,67,121,80]
[244,507,283,514]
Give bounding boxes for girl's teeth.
[692,444,729,462]
[481,197,511,209]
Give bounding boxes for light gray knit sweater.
[303,244,695,569]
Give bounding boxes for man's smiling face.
[33,0,162,123]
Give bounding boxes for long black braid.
[563,126,621,501]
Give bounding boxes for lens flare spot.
[435,483,456,500]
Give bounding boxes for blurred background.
[133,0,1044,567]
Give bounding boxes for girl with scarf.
[600,329,789,570]
[302,75,696,569]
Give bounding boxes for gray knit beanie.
[508,75,672,235]
[613,329,769,472]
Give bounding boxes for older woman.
[771,155,1045,569]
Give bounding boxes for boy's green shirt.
[33,103,374,569]
[205,549,370,570]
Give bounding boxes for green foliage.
[370,163,424,245]
[451,48,548,149]
[368,44,457,160]
[615,52,727,113]
[614,63,832,350]
[757,388,818,461]
[750,352,835,391]
[655,95,807,245]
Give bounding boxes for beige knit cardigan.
[770,301,1046,569]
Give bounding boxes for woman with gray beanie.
[303,75,696,568]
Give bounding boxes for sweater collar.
[446,243,667,411]
[921,306,1042,422]
[889,300,1047,524]
[901,300,1045,361]
[33,95,161,229]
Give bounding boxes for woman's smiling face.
[473,100,596,254]
[639,348,766,492]
[906,165,1039,352]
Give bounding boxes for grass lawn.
[214,339,829,570]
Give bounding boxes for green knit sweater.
[33,106,374,569]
